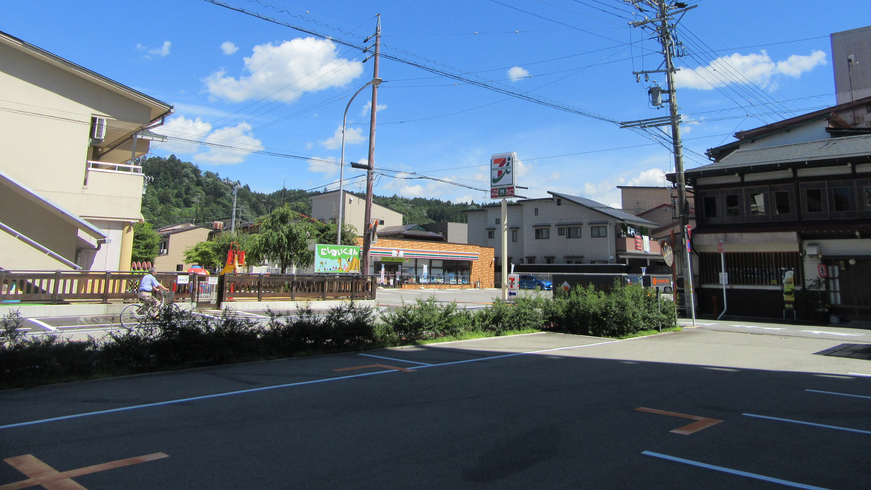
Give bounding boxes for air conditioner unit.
[91,117,107,142]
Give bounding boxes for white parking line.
[800,330,864,337]
[642,451,826,489]
[807,389,871,400]
[359,353,432,366]
[743,413,871,435]
[26,318,56,331]
[733,325,783,331]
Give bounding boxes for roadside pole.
[686,225,696,326]
[718,240,728,319]
[501,198,508,301]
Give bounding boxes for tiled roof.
[548,192,658,227]
[688,134,871,176]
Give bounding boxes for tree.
[314,222,358,246]
[183,231,258,273]
[247,205,316,273]
[183,242,221,271]
[131,222,161,265]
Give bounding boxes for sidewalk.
[1,299,377,319]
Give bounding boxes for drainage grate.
[814,343,871,360]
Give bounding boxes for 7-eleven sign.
[490,152,517,198]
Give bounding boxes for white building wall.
[739,120,831,150]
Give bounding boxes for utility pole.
[361,14,381,277]
[622,0,696,321]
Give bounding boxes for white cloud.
[452,195,475,204]
[153,116,213,154]
[515,159,532,178]
[221,41,239,55]
[321,125,365,150]
[136,41,171,58]
[680,115,702,134]
[308,156,338,177]
[507,66,530,82]
[628,168,668,187]
[361,101,387,116]
[674,50,826,90]
[193,122,263,165]
[777,50,827,77]
[156,116,264,165]
[205,37,364,103]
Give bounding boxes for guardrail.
[0,270,376,306]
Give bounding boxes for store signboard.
[315,244,362,273]
[490,152,517,198]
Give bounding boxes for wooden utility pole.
[362,14,381,277]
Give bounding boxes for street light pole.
[229,181,242,232]
[337,77,383,245]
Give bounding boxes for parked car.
[518,274,552,290]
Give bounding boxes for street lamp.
[337,77,383,245]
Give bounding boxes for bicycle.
[119,290,182,330]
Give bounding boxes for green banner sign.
[315,244,362,273]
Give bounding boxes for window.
[831,188,853,212]
[566,226,581,238]
[749,193,765,215]
[487,230,494,239]
[806,189,823,212]
[545,257,554,264]
[557,227,565,236]
[774,191,791,214]
[534,208,539,216]
[726,194,740,216]
[495,218,500,225]
[703,196,717,218]
[512,230,517,242]
[534,228,550,239]
[591,225,607,238]
[863,187,871,208]
[526,257,536,264]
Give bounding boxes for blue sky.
[5,1,869,208]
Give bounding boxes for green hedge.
[1,284,676,389]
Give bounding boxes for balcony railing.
[86,161,143,174]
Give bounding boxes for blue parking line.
[806,389,871,400]
[0,339,619,430]
[642,451,828,489]
[743,413,871,435]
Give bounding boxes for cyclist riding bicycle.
[139,267,169,316]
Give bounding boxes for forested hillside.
[140,155,481,228]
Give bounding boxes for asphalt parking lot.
[2,322,870,489]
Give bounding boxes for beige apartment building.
[0,30,172,272]
[310,190,403,233]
